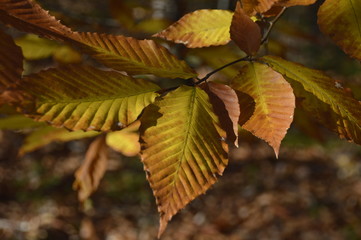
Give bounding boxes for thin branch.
[261,7,286,44]
[195,56,251,85]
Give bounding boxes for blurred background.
[1,0,361,239]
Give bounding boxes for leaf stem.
[195,56,251,85]
[261,7,286,44]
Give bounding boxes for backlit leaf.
[241,0,278,16]
[201,82,240,147]
[263,55,361,144]
[74,135,108,202]
[231,62,295,157]
[19,126,99,155]
[0,29,23,90]
[0,0,196,79]
[318,0,361,61]
[153,9,233,48]
[19,65,160,131]
[230,2,261,56]
[106,121,141,157]
[140,86,228,237]
[15,34,59,60]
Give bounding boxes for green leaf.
[153,9,233,48]
[0,29,23,90]
[19,65,160,131]
[317,0,361,61]
[19,126,99,155]
[262,55,361,144]
[140,85,228,237]
[231,62,295,157]
[0,115,45,130]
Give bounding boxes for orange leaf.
[318,0,361,61]
[153,9,233,48]
[73,135,108,202]
[0,29,23,90]
[231,62,295,157]
[241,0,278,16]
[201,82,240,147]
[230,2,262,56]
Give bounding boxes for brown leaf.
[241,0,278,16]
[230,2,262,56]
[73,135,108,202]
[0,29,23,91]
[231,62,295,157]
[201,82,240,147]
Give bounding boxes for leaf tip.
[158,216,169,238]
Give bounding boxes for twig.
[261,7,286,44]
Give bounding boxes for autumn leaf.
[153,9,233,48]
[318,0,361,61]
[263,55,361,145]
[140,86,228,237]
[74,135,108,202]
[201,82,240,147]
[19,126,99,155]
[231,62,295,157]
[241,0,278,16]
[0,114,45,130]
[106,121,141,157]
[230,2,262,56]
[0,29,23,90]
[19,65,160,131]
[0,0,197,79]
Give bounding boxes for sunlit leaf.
[318,0,361,61]
[230,2,261,56]
[106,121,141,157]
[153,9,233,48]
[15,34,59,60]
[275,0,317,7]
[201,82,240,147]
[0,0,197,79]
[73,135,108,202]
[19,65,160,131]
[241,0,278,16]
[0,29,23,90]
[231,62,295,157]
[19,126,99,155]
[140,86,228,237]
[263,55,361,144]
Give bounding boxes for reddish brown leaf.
[201,82,240,147]
[73,135,108,202]
[230,2,262,56]
[241,0,278,16]
[0,29,23,91]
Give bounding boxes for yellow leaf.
[15,34,59,60]
[230,2,262,56]
[0,29,23,90]
[0,115,45,130]
[231,62,295,157]
[19,126,99,155]
[318,0,361,61]
[241,0,278,16]
[154,9,233,48]
[140,86,228,237]
[74,135,108,202]
[275,0,317,7]
[106,121,141,157]
[263,55,361,145]
[19,65,160,131]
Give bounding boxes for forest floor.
[1,130,361,240]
